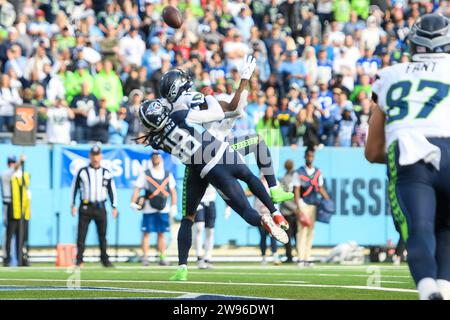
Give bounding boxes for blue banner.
[60,146,178,188]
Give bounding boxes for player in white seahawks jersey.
[366,13,450,300]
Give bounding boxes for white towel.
[396,131,441,170]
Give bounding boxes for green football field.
[0,262,418,300]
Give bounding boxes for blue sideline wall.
[0,144,397,247]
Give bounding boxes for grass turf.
[0,262,417,300]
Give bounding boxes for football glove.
[239,55,256,80]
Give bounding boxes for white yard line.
[0,284,273,300]
[0,270,413,279]
[0,265,411,271]
[0,278,417,294]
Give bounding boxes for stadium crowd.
[0,0,449,147]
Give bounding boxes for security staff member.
[294,147,330,267]
[71,145,118,267]
[131,150,177,266]
[1,154,30,266]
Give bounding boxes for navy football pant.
[228,134,277,188]
[177,148,278,265]
[388,138,450,284]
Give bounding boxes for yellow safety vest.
[11,172,30,220]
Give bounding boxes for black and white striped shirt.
[71,165,117,208]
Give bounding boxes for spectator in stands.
[350,73,372,102]
[100,25,120,69]
[119,26,145,67]
[301,46,318,87]
[276,96,296,146]
[39,98,74,144]
[335,105,357,147]
[361,15,382,50]
[223,31,249,71]
[354,98,371,146]
[93,59,123,112]
[316,48,333,85]
[45,64,66,104]
[0,73,22,133]
[149,53,172,95]
[0,0,16,28]
[31,84,49,133]
[142,36,166,78]
[256,106,283,147]
[298,102,321,148]
[67,60,94,104]
[0,0,427,147]
[87,97,110,144]
[125,89,144,144]
[247,91,267,127]
[278,50,307,92]
[70,81,97,143]
[28,9,51,36]
[5,44,27,78]
[109,107,129,145]
[122,66,140,97]
[234,6,254,42]
[356,47,381,81]
[343,11,365,35]
[23,40,51,82]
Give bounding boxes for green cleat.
[270,186,294,203]
[169,266,188,281]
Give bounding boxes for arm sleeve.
[86,108,99,126]
[134,171,146,189]
[168,173,176,189]
[185,95,225,124]
[292,172,301,187]
[71,169,82,206]
[318,174,324,187]
[371,71,388,113]
[107,175,118,208]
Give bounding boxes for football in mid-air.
[162,6,183,29]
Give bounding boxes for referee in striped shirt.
[71,145,118,267]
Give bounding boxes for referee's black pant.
[3,203,29,266]
[76,204,109,264]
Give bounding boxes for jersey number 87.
[386,80,450,124]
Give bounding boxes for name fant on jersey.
[405,61,437,73]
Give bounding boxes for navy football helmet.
[160,68,193,103]
[409,14,450,55]
[138,99,169,132]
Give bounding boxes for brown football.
[162,6,183,29]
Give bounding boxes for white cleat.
[261,214,289,244]
[197,259,208,269]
